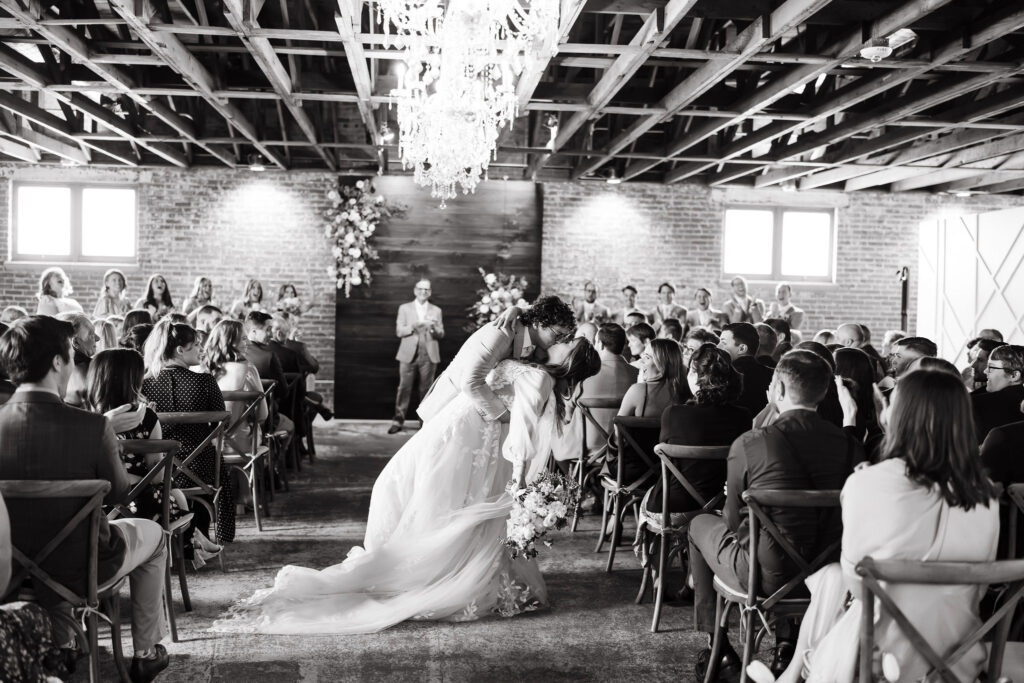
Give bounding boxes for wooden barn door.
[918,206,1024,363]
[333,176,541,419]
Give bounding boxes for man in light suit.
[574,281,611,324]
[651,282,687,333]
[390,279,445,434]
[611,285,650,327]
[685,287,727,332]
[417,295,575,425]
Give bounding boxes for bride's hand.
[491,306,523,336]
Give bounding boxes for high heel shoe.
[193,529,223,554]
[190,546,221,570]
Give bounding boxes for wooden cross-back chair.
[704,488,842,683]
[636,442,730,633]
[596,415,661,572]
[156,411,230,568]
[222,387,275,531]
[856,557,1024,683]
[108,439,184,642]
[261,379,297,483]
[569,397,621,532]
[0,479,131,683]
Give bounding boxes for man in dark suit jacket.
[0,316,170,680]
[720,322,774,416]
[973,345,1024,443]
[244,311,288,392]
[688,350,863,678]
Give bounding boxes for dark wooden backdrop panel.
[333,176,542,418]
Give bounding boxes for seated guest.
[836,323,886,383]
[643,344,748,516]
[121,323,154,352]
[95,318,119,353]
[620,338,689,418]
[121,309,154,339]
[35,267,83,316]
[962,336,1005,392]
[657,318,684,343]
[624,311,648,330]
[723,276,764,324]
[683,327,720,367]
[887,336,938,384]
[93,268,130,318]
[575,321,598,344]
[686,287,727,331]
[182,276,217,317]
[776,370,998,683]
[612,285,649,327]
[972,344,1024,443]
[754,323,778,369]
[134,274,175,321]
[625,322,655,364]
[979,328,1004,343]
[980,399,1024,486]
[910,356,961,376]
[55,312,98,408]
[243,312,287,391]
[276,314,332,423]
[1,488,64,681]
[813,329,836,345]
[880,329,905,358]
[719,322,774,416]
[230,278,268,321]
[652,282,686,333]
[766,282,804,331]
[551,323,637,464]
[86,349,198,540]
[142,320,234,546]
[205,320,269,455]
[0,316,170,680]
[765,318,792,363]
[574,281,611,324]
[688,350,864,679]
[193,304,224,347]
[834,348,883,452]
[0,306,28,324]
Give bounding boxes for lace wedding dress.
[211,360,557,634]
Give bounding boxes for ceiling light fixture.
[544,114,559,151]
[379,121,395,144]
[606,168,622,185]
[247,153,266,172]
[859,28,917,63]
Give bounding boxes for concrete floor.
[81,421,742,682]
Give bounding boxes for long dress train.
[211,360,557,634]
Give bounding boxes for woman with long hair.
[93,268,130,318]
[35,267,82,316]
[204,320,268,453]
[229,278,266,321]
[771,369,999,683]
[86,349,195,534]
[214,337,601,634]
[94,318,119,353]
[619,338,690,418]
[134,274,175,321]
[141,320,233,551]
[834,347,882,450]
[644,343,748,516]
[182,276,216,317]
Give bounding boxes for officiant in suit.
[416,296,576,426]
[390,279,445,434]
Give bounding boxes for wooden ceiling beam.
[527,0,694,178]
[0,0,234,167]
[0,135,41,163]
[962,176,1024,195]
[573,0,834,181]
[334,0,377,147]
[107,0,286,168]
[222,0,335,169]
[891,167,1024,193]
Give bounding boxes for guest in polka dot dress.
[142,320,235,545]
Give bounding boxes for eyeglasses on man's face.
[987,364,1010,374]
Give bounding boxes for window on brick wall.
[11,182,137,262]
[722,206,836,283]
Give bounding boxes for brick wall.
[541,181,1024,343]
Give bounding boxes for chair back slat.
[578,397,621,464]
[157,410,231,425]
[855,556,1024,682]
[612,416,661,493]
[654,444,730,513]
[156,411,230,492]
[109,440,181,520]
[0,479,109,606]
[222,386,273,453]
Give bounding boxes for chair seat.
[97,574,128,596]
[713,574,811,606]
[223,445,270,465]
[638,505,701,533]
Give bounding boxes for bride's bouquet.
[504,472,580,560]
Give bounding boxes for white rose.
[344,232,355,245]
[368,224,376,233]
[481,294,491,304]
[354,260,365,270]
[355,180,365,190]
[544,512,558,527]
[348,198,356,205]
[490,304,502,314]
[484,273,497,285]
[348,247,362,259]
[478,304,490,314]
[327,190,340,202]
[549,501,567,518]
[375,195,384,204]
[349,274,362,286]
[332,246,343,258]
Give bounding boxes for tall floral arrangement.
[465,267,529,332]
[324,178,404,297]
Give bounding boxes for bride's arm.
[503,370,557,486]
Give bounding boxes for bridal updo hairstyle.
[881,369,996,510]
[689,343,741,405]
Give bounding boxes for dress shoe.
[769,641,795,678]
[694,642,742,683]
[130,644,169,683]
[387,424,402,435]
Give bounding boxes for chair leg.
[651,532,669,633]
[595,490,611,553]
[86,609,101,683]
[605,495,622,572]
[739,604,758,683]
[173,532,192,612]
[164,551,178,642]
[635,532,651,605]
[704,597,729,683]
[251,464,264,531]
[103,596,132,683]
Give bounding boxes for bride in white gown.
[212,337,600,634]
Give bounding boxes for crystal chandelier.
[383,0,561,203]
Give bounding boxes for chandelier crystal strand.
[388,0,560,202]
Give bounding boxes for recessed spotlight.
[606,168,622,185]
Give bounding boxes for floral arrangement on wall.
[465,267,529,332]
[324,178,404,297]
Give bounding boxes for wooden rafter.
[335,0,377,147]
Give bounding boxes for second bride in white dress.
[212,337,601,634]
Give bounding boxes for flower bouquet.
[504,472,580,560]
[465,267,529,332]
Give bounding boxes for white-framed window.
[10,181,137,263]
[722,205,836,283]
